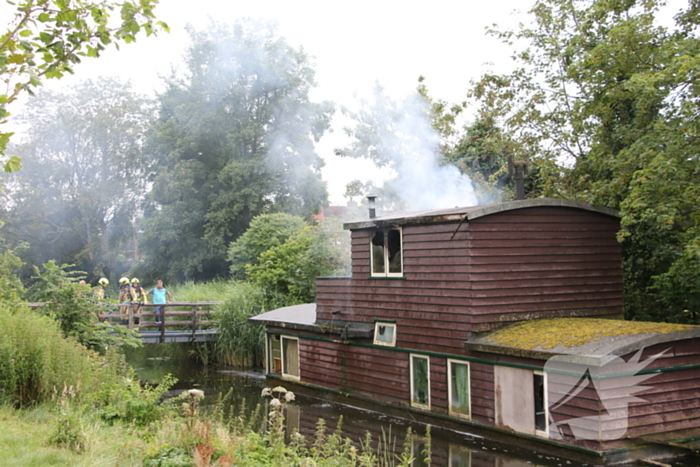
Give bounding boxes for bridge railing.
[27,301,223,343]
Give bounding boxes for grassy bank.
[0,387,425,467]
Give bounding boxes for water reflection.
[125,345,697,467]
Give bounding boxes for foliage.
[26,260,141,351]
[467,0,700,322]
[0,300,103,407]
[246,224,345,303]
[86,348,176,426]
[139,20,333,283]
[227,213,307,279]
[2,78,156,284]
[0,238,24,301]
[214,281,286,367]
[0,0,168,170]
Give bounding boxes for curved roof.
[343,198,619,230]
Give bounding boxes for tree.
[227,213,307,279]
[469,0,700,322]
[1,0,168,171]
[137,21,333,283]
[1,78,155,282]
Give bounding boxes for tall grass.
[213,282,287,367]
[0,301,105,407]
[168,279,246,303]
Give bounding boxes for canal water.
[126,344,698,467]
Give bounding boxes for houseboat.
[250,198,700,465]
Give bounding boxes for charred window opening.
[370,227,402,277]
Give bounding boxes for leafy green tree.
[2,78,155,282]
[246,224,344,304]
[0,0,168,171]
[227,213,307,279]
[469,0,700,322]
[138,21,333,283]
[27,260,140,351]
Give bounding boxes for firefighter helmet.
[131,278,140,283]
[98,278,109,285]
[119,277,129,285]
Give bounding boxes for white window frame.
[447,359,471,419]
[280,335,300,381]
[410,353,431,410]
[534,370,549,437]
[373,321,397,347]
[448,444,472,466]
[370,227,403,277]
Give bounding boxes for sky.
[7,0,533,205]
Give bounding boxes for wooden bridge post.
[160,305,166,343]
[128,304,134,330]
[191,306,199,341]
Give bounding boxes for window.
[534,370,548,436]
[448,359,471,419]
[281,336,300,380]
[448,444,472,467]
[410,354,430,409]
[268,334,281,375]
[411,434,430,467]
[371,227,403,277]
[373,321,396,346]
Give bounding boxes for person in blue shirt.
[146,280,172,323]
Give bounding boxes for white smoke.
[343,86,481,211]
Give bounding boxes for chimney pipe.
[514,162,526,200]
[367,195,377,219]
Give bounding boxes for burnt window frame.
[370,226,403,278]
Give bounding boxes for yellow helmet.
[131,278,139,283]
[119,277,129,285]
[98,278,109,285]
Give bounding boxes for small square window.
[370,227,403,277]
[373,322,396,346]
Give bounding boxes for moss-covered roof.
[485,318,697,350]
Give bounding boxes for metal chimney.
[367,195,377,219]
[513,161,527,200]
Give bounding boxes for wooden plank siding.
[318,206,622,349]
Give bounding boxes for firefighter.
[118,276,137,324]
[95,277,109,299]
[131,278,148,325]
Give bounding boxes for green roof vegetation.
[487,318,698,350]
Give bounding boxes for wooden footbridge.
[99,302,222,343]
[28,301,223,344]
